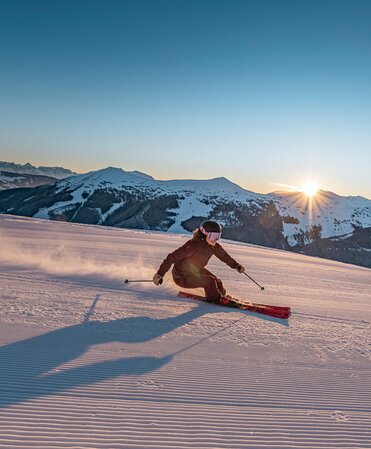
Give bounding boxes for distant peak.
[129,170,154,180]
[213,176,230,182]
[89,166,153,180]
[96,166,125,174]
[0,161,76,179]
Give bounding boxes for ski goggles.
[200,226,221,242]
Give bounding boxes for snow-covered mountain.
[0,166,370,267]
[0,161,76,190]
[0,161,76,179]
[270,190,371,244]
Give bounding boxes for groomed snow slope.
[0,214,370,449]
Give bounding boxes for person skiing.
[153,220,245,303]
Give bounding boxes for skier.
[153,220,245,303]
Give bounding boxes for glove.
[153,273,163,286]
[236,264,245,274]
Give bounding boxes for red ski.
[177,291,291,319]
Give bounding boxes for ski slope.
[0,214,370,449]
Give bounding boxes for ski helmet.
[199,220,222,242]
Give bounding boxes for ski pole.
[124,279,153,284]
[243,272,265,291]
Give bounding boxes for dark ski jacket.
[157,236,238,279]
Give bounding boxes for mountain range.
[0,164,370,268]
[0,161,76,190]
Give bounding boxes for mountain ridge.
[0,161,76,179]
[0,161,77,190]
[0,164,370,268]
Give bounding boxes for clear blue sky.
[1,0,370,198]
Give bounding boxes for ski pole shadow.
[0,300,209,409]
[82,293,101,323]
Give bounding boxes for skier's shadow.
[0,295,288,408]
[0,301,211,408]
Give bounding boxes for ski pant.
[172,267,226,303]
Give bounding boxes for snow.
[0,174,24,183]
[0,173,25,190]
[34,188,87,220]
[271,190,371,242]
[57,168,260,200]
[167,196,213,233]
[53,168,371,243]
[99,201,125,223]
[7,166,366,244]
[0,161,76,179]
[0,214,370,449]
[57,167,155,192]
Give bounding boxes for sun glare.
[300,182,319,198]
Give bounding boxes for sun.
[300,182,319,198]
